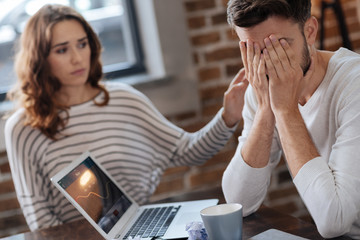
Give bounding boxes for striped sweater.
[5,83,236,231]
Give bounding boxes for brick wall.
[0,152,28,237]
[1,0,360,237]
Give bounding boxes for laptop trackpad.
[164,212,201,239]
[175,212,200,224]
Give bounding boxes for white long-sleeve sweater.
[222,48,360,239]
[5,83,236,231]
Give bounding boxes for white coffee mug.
[200,203,243,240]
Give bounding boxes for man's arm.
[222,87,282,216]
[222,40,280,215]
[240,40,277,168]
[274,109,319,176]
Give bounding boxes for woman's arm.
[5,111,64,230]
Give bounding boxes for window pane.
[0,0,144,99]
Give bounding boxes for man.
[222,0,360,239]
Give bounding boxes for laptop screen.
[57,156,132,233]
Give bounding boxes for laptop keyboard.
[123,205,181,239]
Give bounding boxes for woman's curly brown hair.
[8,4,109,140]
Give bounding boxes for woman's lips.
[71,68,86,75]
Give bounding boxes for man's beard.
[301,34,311,75]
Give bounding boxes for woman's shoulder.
[4,108,42,140]
[4,108,34,144]
[104,81,135,92]
[104,81,150,102]
[5,108,26,131]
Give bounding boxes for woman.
[5,4,248,231]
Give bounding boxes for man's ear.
[304,16,318,45]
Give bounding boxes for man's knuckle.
[272,58,280,65]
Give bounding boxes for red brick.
[225,62,243,77]
[174,112,197,122]
[352,38,360,50]
[200,85,228,101]
[182,120,209,132]
[0,214,27,231]
[322,24,341,39]
[184,0,216,12]
[198,67,221,82]
[347,21,360,35]
[165,110,197,123]
[193,52,199,64]
[153,177,185,195]
[0,198,20,212]
[0,152,8,158]
[211,12,227,25]
[226,28,239,41]
[190,167,225,187]
[201,148,236,167]
[188,16,206,29]
[191,32,220,46]
[0,180,15,195]
[205,46,240,62]
[342,5,357,18]
[0,162,10,173]
[202,102,223,117]
[325,41,343,51]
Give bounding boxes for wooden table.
[1,187,352,240]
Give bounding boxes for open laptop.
[51,151,218,240]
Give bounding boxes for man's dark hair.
[227,0,311,28]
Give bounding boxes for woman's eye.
[79,41,88,48]
[56,48,67,54]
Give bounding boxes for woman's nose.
[71,49,82,63]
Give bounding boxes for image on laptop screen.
[57,156,132,233]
